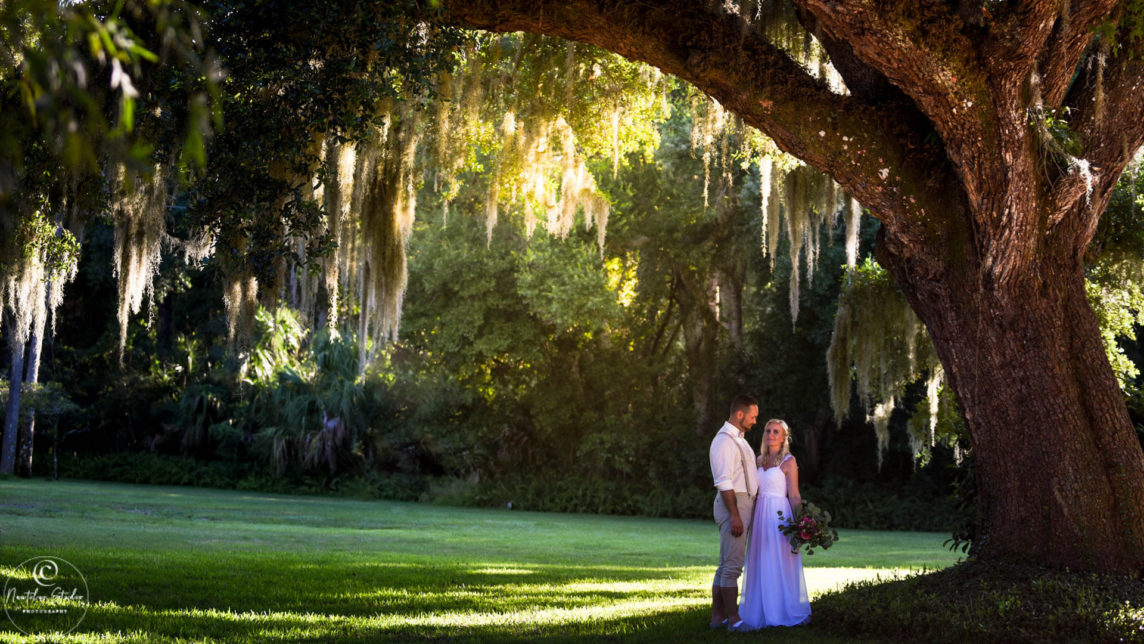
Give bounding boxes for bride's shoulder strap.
[782,453,795,465]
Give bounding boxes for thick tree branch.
[431,0,1138,296]
[1067,26,1144,173]
[798,0,1137,293]
[1038,0,1122,106]
[792,4,918,110]
[981,0,1062,84]
[800,0,1000,187]
[431,0,949,232]
[1054,47,1144,253]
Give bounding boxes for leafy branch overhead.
[434,1,1144,284]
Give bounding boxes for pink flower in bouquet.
[800,530,813,540]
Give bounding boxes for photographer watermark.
[3,556,89,635]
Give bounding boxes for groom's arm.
[720,489,744,537]
[711,438,744,536]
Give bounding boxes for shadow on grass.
[814,558,1144,644]
[1,550,849,643]
[58,600,846,643]
[9,552,1139,643]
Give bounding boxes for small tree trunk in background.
[315,283,329,331]
[1,310,25,476]
[19,320,44,478]
[158,292,174,355]
[800,409,829,478]
[717,266,744,349]
[678,270,721,436]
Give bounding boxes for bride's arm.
[783,457,802,516]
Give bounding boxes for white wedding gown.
[739,454,811,628]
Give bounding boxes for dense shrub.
[464,473,715,518]
[51,452,257,488]
[43,450,964,530]
[449,470,963,530]
[815,558,1144,643]
[48,452,427,501]
[801,476,964,532]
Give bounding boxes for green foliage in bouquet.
[777,500,839,555]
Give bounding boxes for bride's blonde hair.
[758,418,791,468]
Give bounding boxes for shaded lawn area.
[0,479,960,642]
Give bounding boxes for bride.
[736,418,811,630]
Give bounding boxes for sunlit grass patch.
[0,479,958,642]
[805,566,931,597]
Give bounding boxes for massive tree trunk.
[877,219,1144,571]
[433,0,1144,573]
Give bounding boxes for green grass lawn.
[0,479,960,642]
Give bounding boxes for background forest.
[3,3,1144,537]
[10,103,1144,533]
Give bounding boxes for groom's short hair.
[729,394,758,416]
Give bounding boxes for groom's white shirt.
[710,421,759,497]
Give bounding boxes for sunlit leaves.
[1086,156,1144,391]
[1,0,216,174]
[15,209,80,280]
[516,234,622,334]
[425,33,668,245]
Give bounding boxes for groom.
[708,394,759,631]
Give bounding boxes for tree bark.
[878,225,1144,572]
[1,309,24,476]
[431,0,1144,573]
[717,265,744,349]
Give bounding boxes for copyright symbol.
[31,560,59,587]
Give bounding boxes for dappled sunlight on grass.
[0,480,953,642]
[470,566,536,575]
[0,566,32,582]
[0,577,706,642]
[0,557,916,642]
[27,597,707,642]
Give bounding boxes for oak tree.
[434,0,1144,573]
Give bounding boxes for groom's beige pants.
[713,492,755,587]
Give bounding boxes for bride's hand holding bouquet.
[776,501,838,555]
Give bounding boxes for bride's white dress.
[739,454,811,628]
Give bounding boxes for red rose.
[800,530,813,540]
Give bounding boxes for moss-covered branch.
[431,0,942,231]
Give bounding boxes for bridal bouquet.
[776,501,839,555]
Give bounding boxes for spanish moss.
[113,164,167,359]
[827,259,942,463]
